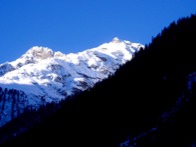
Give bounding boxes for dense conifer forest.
[0,14,196,146]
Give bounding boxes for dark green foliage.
[1,13,196,146]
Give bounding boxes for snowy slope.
[0,37,143,127]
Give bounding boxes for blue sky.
[0,0,195,63]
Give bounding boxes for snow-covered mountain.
[0,37,143,127]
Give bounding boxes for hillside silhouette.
[1,14,196,147]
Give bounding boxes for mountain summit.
[0,38,143,127]
[112,37,120,43]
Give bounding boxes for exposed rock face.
[0,38,143,127]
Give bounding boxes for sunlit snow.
[0,37,143,127]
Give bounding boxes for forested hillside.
[1,14,196,147]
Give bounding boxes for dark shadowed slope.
[1,14,196,147]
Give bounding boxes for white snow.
[0,37,143,127]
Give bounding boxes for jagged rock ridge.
[0,38,143,127]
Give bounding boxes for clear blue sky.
[0,0,195,63]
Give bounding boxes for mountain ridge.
[0,14,195,147]
[0,37,143,127]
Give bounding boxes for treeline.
[0,87,28,125]
[1,13,196,146]
[0,87,65,145]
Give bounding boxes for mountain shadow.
[1,14,196,147]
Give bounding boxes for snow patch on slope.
[0,37,143,127]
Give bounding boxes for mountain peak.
[0,39,144,127]
[112,37,120,43]
[26,46,54,60]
